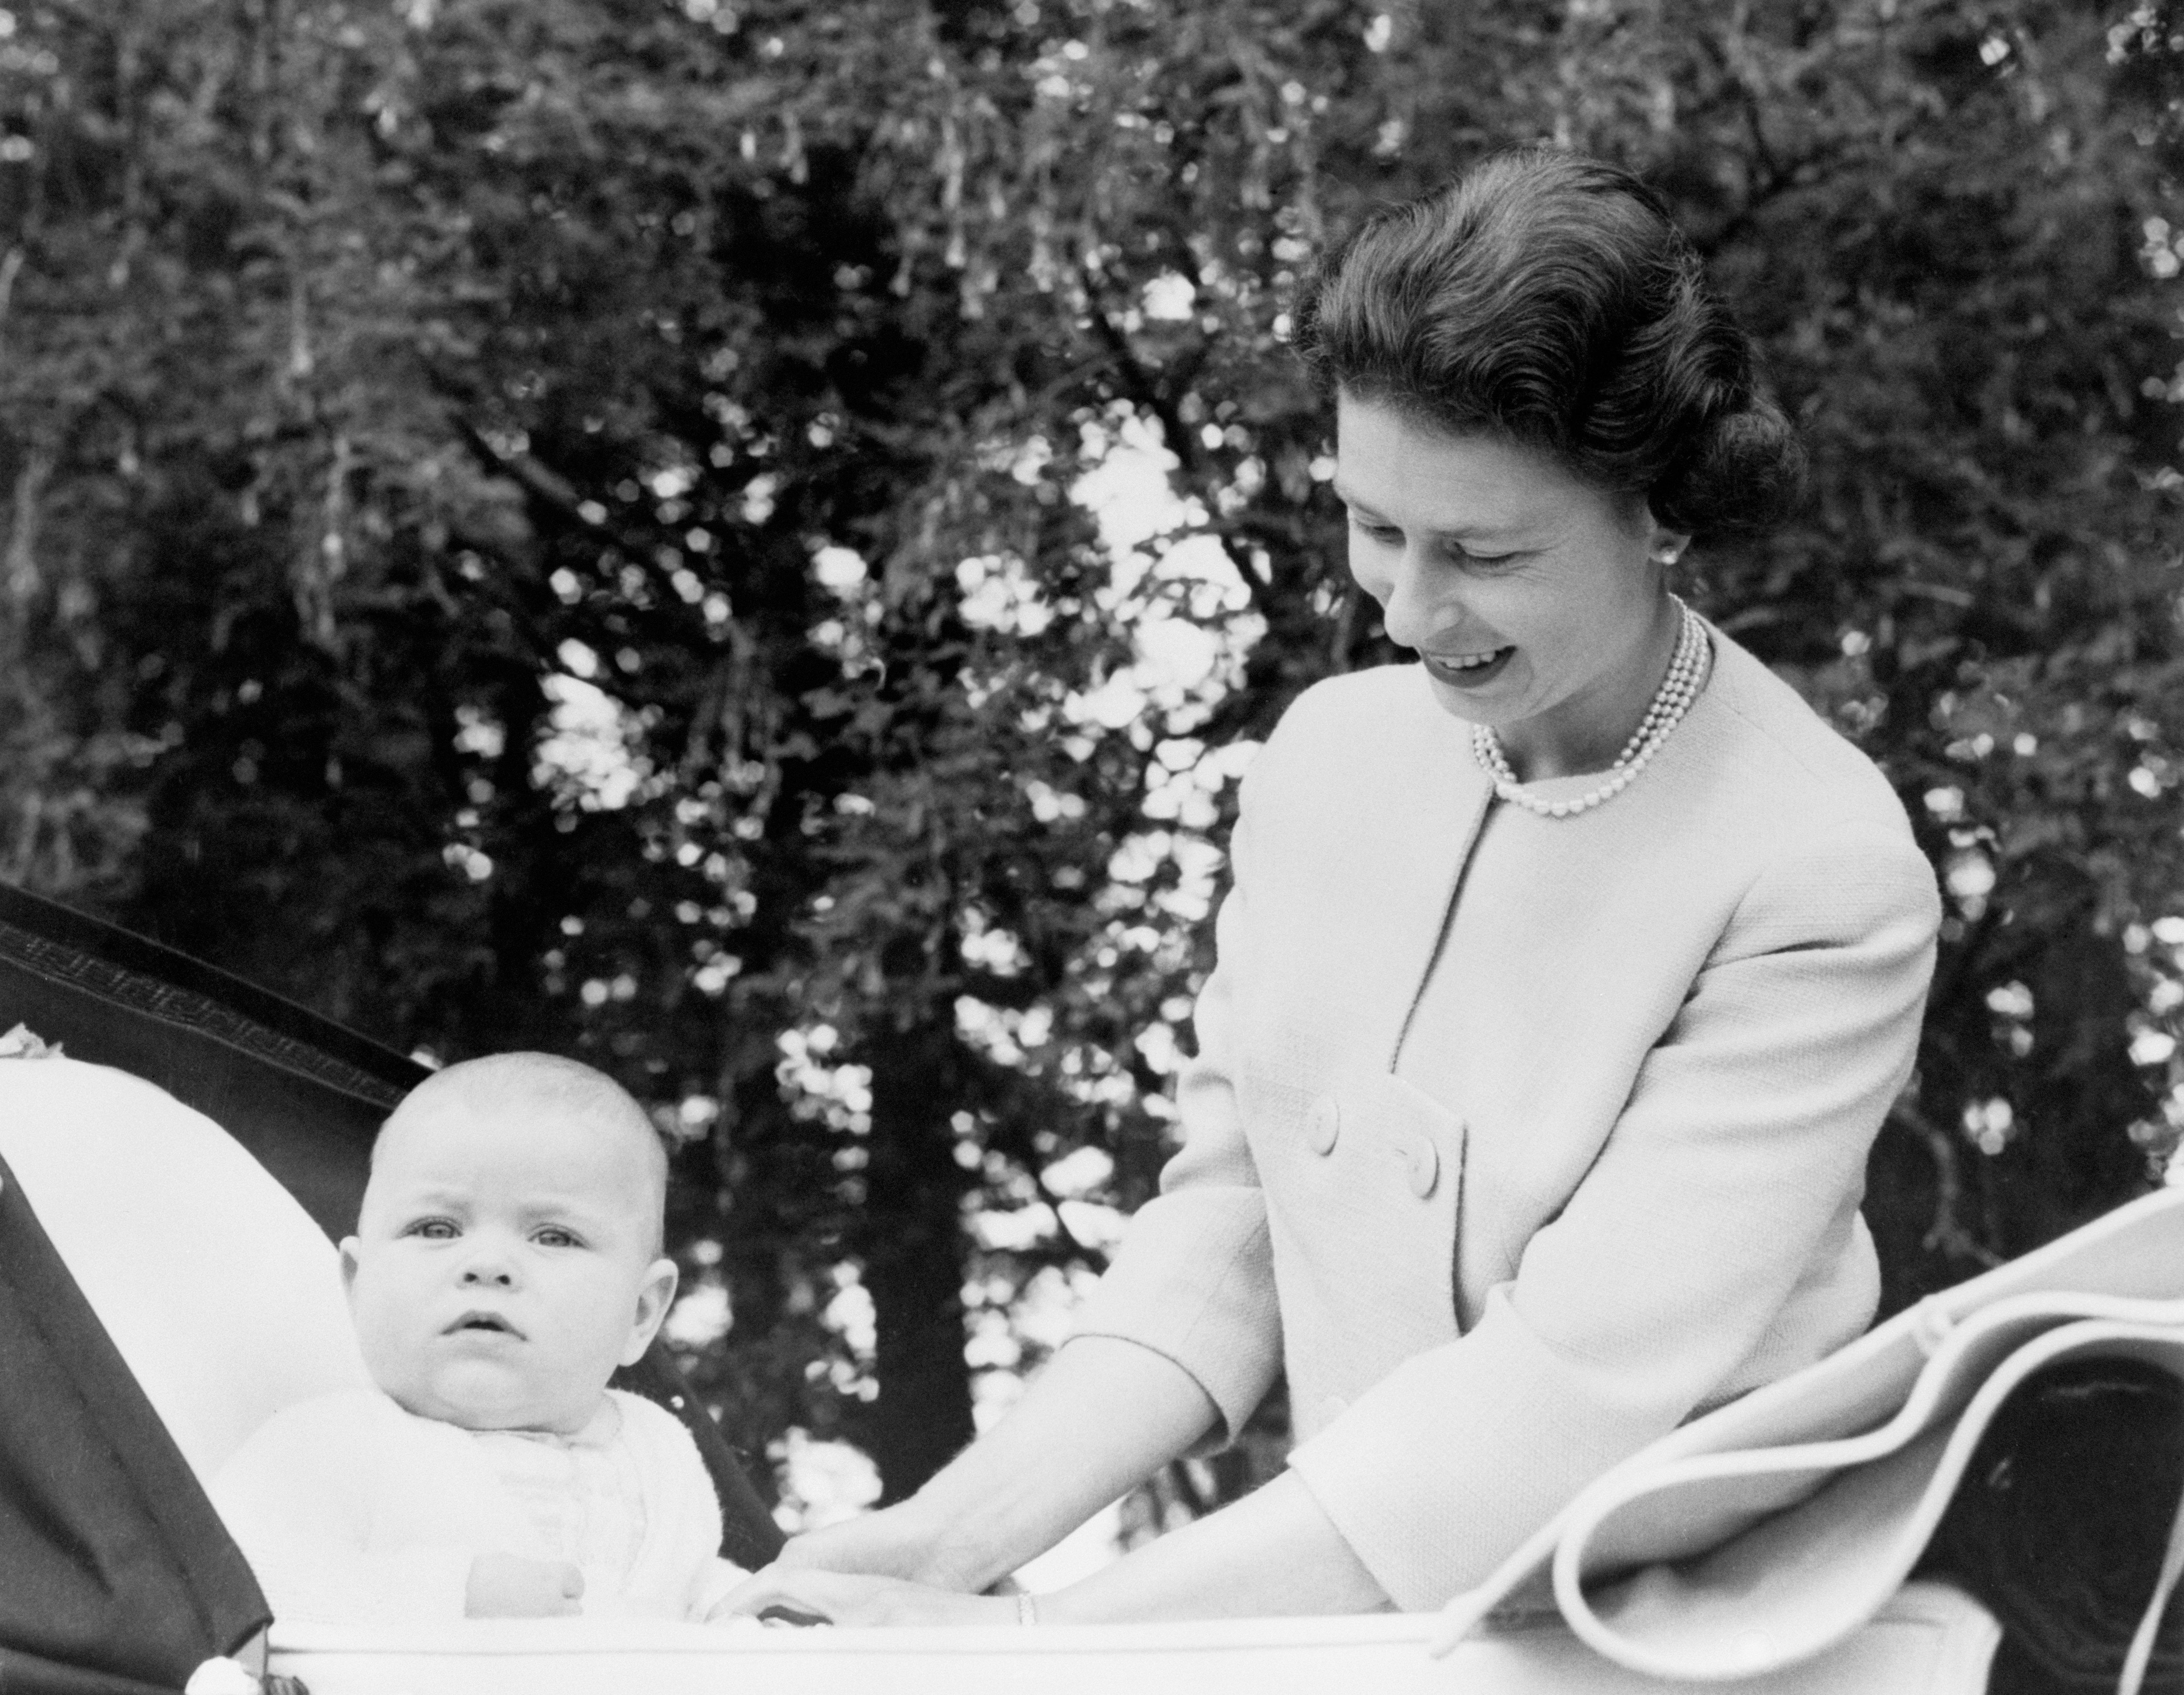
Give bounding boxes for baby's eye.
[532,1226,584,1249]
[406,1219,459,1241]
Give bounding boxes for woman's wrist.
[910,1504,1002,1592]
[1022,1473,1387,1625]
[910,1337,1222,1592]
[888,1430,1078,1591]
[849,1478,1009,1592]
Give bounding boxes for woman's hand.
[716,1563,1020,1628]
[769,1338,1217,1598]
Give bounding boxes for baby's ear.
[338,1237,363,1299]
[622,1257,679,1366]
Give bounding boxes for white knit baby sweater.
[211,1387,746,1625]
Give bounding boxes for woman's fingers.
[719,1564,1017,1628]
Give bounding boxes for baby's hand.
[464,1552,584,1618]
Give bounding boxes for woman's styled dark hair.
[1294,148,1804,537]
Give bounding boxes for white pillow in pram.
[0,1055,370,1485]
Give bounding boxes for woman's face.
[1334,392,1685,777]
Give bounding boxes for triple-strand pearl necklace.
[1469,597,1711,820]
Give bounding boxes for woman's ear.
[622,1257,681,1366]
[1646,518,1692,567]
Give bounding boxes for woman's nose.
[1379,545,1453,652]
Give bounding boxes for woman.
[726,147,1941,1624]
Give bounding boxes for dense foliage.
[4,0,2181,1534]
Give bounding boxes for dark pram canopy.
[0,881,782,1695]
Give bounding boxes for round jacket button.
[1403,1132,1439,1199]
[1306,1095,1341,1155]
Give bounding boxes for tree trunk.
[858,1010,977,1502]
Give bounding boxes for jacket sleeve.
[1065,754,1285,1441]
[1286,823,1941,1608]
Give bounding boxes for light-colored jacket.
[1072,628,1942,1609]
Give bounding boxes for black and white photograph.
[0,2,2181,1692]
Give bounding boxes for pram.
[0,879,2168,1694]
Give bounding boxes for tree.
[4,0,2180,1538]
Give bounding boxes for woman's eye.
[1348,514,1400,544]
[1451,547,1516,571]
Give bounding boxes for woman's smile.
[1417,646,1515,687]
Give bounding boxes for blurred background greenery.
[2,0,2181,1554]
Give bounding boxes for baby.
[212,1053,747,1625]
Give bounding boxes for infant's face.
[341,1101,676,1434]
